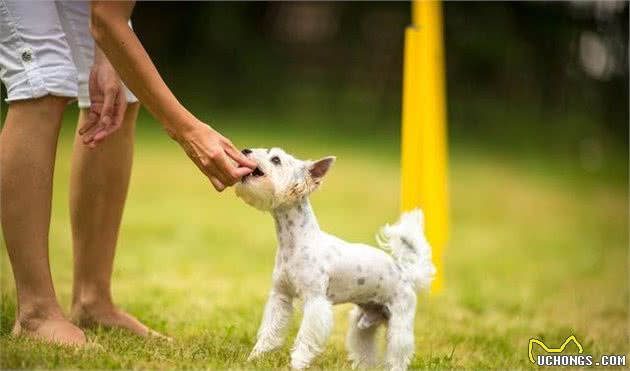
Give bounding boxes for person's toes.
[148,329,173,342]
[39,319,87,345]
[72,305,170,340]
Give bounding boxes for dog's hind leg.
[385,290,417,371]
[248,289,294,361]
[346,306,381,369]
[290,296,333,370]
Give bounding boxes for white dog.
[235,148,435,371]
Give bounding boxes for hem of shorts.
[77,91,139,109]
[4,66,78,103]
[4,89,77,104]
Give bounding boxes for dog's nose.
[241,148,252,155]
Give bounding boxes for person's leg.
[55,0,155,338]
[68,103,159,337]
[0,96,86,345]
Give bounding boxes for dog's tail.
[377,209,436,292]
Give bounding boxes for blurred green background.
[1,1,628,369]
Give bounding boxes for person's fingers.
[213,165,233,186]
[195,154,231,186]
[234,166,253,177]
[92,130,107,143]
[85,94,115,145]
[92,129,108,143]
[224,144,257,169]
[94,92,127,143]
[79,107,100,135]
[82,119,104,145]
[98,85,117,132]
[82,104,109,144]
[87,66,99,99]
[92,120,111,143]
[208,175,226,192]
[82,123,100,144]
[213,151,244,185]
[81,68,102,137]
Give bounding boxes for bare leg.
[68,103,160,337]
[0,96,86,345]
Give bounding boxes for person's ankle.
[71,289,115,315]
[16,300,66,332]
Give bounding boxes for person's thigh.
[55,0,138,109]
[0,0,78,103]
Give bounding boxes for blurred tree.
[3,1,626,154]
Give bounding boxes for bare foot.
[70,303,169,340]
[12,315,86,346]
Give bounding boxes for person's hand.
[79,60,127,147]
[175,122,257,191]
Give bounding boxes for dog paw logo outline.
[528,335,584,364]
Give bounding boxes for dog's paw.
[247,351,261,362]
[290,358,310,370]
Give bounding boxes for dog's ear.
[308,156,336,182]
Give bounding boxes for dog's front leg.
[248,289,294,361]
[290,296,333,370]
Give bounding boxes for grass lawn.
[1,112,627,369]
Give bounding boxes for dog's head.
[234,148,335,211]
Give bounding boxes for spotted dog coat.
[235,148,435,371]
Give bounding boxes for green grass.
[0,111,628,369]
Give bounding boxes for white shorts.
[0,0,137,108]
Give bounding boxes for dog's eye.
[270,156,281,165]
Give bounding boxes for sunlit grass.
[0,112,627,369]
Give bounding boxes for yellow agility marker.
[400,0,448,293]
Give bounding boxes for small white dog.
[235,148,435,371]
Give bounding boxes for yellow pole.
[400,0,448,293]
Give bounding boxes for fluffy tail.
[377,209,436,292]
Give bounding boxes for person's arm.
[87,0,256,191]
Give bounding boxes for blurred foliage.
[0,1,626,179]
[133,1,628,154]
